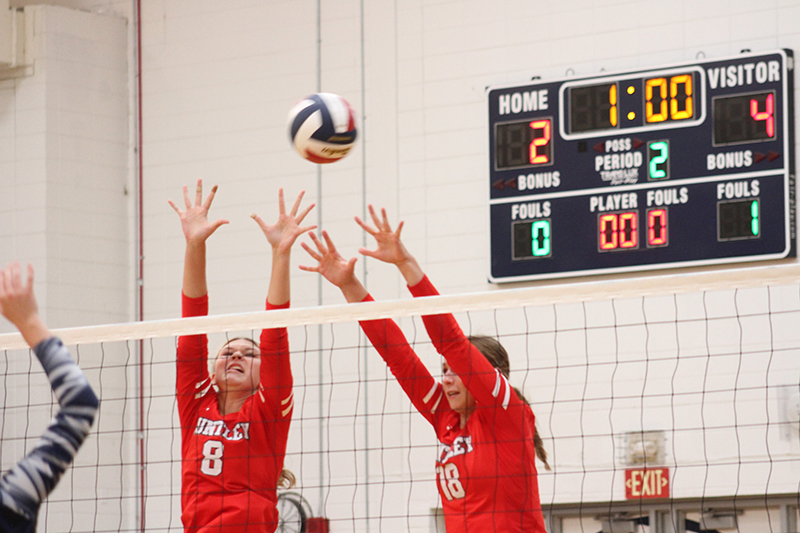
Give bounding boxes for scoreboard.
[488,49,795,282]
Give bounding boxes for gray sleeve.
[0,337,99,520]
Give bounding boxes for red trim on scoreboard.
[625,467,669,499]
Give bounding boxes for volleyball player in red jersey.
[301,206,550,532]
[169,180,314,533]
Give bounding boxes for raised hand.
[168,179,229,245]
[0,262,49,347]
[356,205,424,286]
[300,231,367,302]
[0,261,37,327]
[252,189,316,255]
[356,205,410,265]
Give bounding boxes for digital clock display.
[569,83,618,133]
[643,73,694,124]
[488,50,795,282]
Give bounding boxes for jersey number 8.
[201,440,224,476]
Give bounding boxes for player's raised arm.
[0,262,99,529]
[168,179,229,299]
[357,206,512,409]
[250,189,315,424]
[301,230,442,425]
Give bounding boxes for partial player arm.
[0,262,99,521]
[356,207,519,411]
[176,293,211,410]
[409,275,518,411]
[358,297,444,425]
[0,337,99,521]
[252,189,315,413]
[301,230,445,425]
[170,181,227,408]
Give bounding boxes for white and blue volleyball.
[287,93,357,164]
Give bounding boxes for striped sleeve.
[0,337,99,521]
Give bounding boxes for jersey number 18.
[436,463,465,500]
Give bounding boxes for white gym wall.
[1,1,799,532]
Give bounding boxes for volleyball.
[287,93,357,164]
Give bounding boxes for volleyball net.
[1,266,800,533]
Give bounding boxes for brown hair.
[216,338,297,488]
[468,335,551,471]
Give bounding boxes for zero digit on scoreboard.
[598,210,639,252]
[646,208,669,247]
[644,73,695,123]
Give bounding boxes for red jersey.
[177,294,293,533]
[359,276,545,533]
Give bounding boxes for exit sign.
[625,467,670,499]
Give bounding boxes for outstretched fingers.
[194,179,204,207]
[0,262,36,319]
[202,184,219,211]
[167,199,182,216]
[288,190,304,216]
[25,263,34,292]
[295,202,315,226]
[304,232,325,257]
[299,232,325,271]
[278,188,286,215]
[320,230,339,255]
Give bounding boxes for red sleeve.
[358,294,445,426]
[176,293,211,422]
[408,276,519,412]
[258,300,293,419]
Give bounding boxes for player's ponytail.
[277,468,296,490]
[512,385,551,471]
[468,335,551,471]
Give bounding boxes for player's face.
[441,361,476,416]
[212,339,261,394]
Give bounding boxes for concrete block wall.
[0,5,129,330]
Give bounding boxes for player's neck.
[459,406,476,428]
[217,390,251,416]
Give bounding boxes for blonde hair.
[278,468,296,490]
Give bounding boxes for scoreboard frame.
[488,49,796,283]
